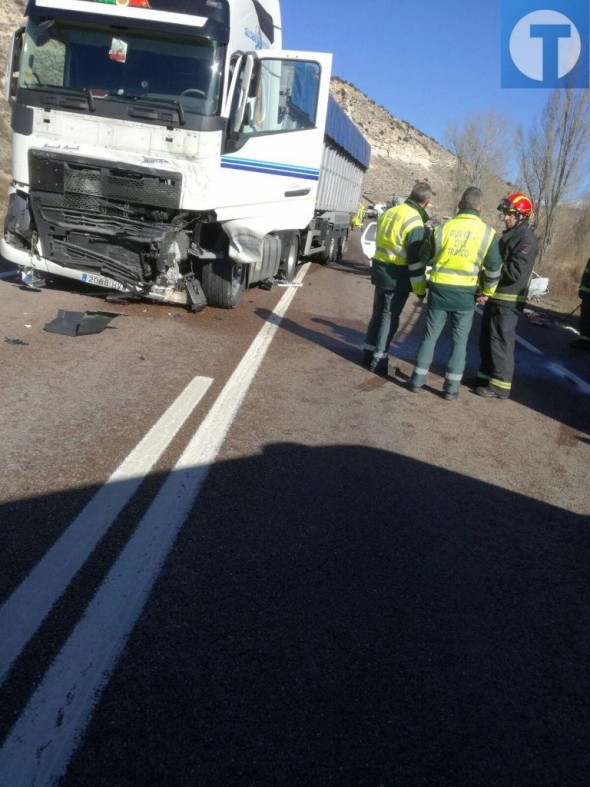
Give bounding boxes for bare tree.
[516,89,590,267]
[446,111,512,204]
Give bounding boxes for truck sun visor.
[253,0,274,44]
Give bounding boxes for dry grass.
[535,206,589,313]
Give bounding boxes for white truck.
[2,0,370,310]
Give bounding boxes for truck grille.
[29,150,182,209]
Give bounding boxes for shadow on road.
[0,444,588,785]
[258,289,590,438]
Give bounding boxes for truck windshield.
[18,17,224,117]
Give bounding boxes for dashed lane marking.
[475,306,589,394]
[0,263,311,787]
[0,375,213,684]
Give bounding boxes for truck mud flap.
[185,275,207,313]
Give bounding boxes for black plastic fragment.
[44,309,127,336]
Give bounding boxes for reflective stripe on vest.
[492,291,526,303]
[374,203,422,266]
[430,215,494,287]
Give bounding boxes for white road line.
[0,263,310,787]
[515,333,543,355]
[0,375,213,684]
[545,362,590,395]
[475,306,589,393]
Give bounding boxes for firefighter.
[361,182,432,376]
[570,258,590,351]
[409,186,502,401]
[475,192,538,398]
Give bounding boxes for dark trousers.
[363,287,410,362]
[478,301,519,393]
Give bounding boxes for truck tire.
[318,231,336,265]
[200,257,246,309]
[280,233,300,282]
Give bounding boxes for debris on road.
[526,311,551,328]
[44,310,127,336]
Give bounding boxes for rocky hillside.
[0,1,467,217]
[330,76,460,218]
[0,2,498,221]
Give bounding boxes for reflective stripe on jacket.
[490,221,538,306]
[374,203,423,266]
[430,214,496,289]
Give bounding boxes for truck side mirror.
[230,53,255,136]
[4,26,24,104]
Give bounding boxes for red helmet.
[497,193,533,218]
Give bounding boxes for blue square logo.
[502,0,589,88]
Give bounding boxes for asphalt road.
[0,231,588,786]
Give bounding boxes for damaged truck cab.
[2,0,369,310]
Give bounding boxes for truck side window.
[242,59,320,136]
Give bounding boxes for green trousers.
[411,307,475,394]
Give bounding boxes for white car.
[360,221,377,260]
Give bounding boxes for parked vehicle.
[2,0,371,310]
[360,221,377,260]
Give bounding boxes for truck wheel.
[280,233,300,282]
[200,257,246,309]
[329,234,339,263]
[318,232,336,265]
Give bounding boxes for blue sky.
[281,0,566,177]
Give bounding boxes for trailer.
[2,0,370,311]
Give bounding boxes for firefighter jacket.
[421,210,502,311]
[490,220,538,311]
[578,258,590,299]
[371,199,429,295]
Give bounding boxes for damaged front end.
[3,151,220,311]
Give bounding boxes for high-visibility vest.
[429,214,495,287]
[374,203,423,266]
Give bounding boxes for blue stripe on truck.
[221,156,320,180]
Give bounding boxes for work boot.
[476,386,509,399]
[361,349,374,368]
[443,391,458,401]
[370,358,388,377]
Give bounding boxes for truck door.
[219,50,332,228]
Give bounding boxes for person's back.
[428,210,497,311]
[409,186,501,400]
[361,182,431,375]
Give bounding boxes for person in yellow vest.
[409,187,502,401]
[361,182,432,376]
